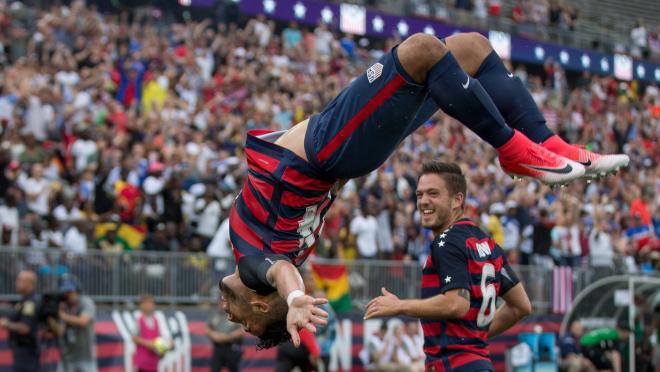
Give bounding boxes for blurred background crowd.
[0,0,657,277]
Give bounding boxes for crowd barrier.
[0,247,602,314]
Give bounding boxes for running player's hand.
[364,287,401,320]
[286,295,329,347]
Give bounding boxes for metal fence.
[0,247,597,313]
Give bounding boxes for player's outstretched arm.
[266,260,329,347]
[487,283,532,338]
[364,287,470,320]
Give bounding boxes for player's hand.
[364,287,401,320]
[286,295,329,347]
[0,317,8,328]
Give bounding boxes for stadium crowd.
[0,0,658,281]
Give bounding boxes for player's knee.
[444,32,494,76]
[397,33,448,83]
[464,32,493,55]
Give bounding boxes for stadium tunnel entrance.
[560,274,660,372]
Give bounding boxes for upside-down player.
[219,32,628,348]
[365,161,532,371]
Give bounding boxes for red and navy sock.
[474,51,554,143]
[426,52,514,148]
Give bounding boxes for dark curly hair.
[256,319,292,350]
[255,295,291,349]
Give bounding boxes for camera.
[38,291,67,323]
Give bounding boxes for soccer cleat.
[541,135,630,179]
[497,130,585,186]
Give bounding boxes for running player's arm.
[487,256,532,338]
[400,236,471,319]
[365,236,470,320]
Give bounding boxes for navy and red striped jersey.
[421,218,520,372]
[229,129,338,267]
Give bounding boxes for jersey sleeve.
[497,247,521,295]
[431,233,471,294]
[237,254,292,296]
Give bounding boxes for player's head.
[139,294,156,315]
[568,319,584,337]
[416,161,466,232]
[15,270,36,295]
[219,270,291,349]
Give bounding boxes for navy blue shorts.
[304,47,439,180]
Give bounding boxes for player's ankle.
[541,135,573,155]
[496,130,524,153]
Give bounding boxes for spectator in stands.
[533,209,555,268]
[625,212,654,257]
[314,22,334,59]
[401,321,425,372]
[631,19,649,59]
[589,211,615,277]
[98,227,123,254]
[52,194,82,226]
[0,192,20,246]
[511,0,526,23]
[362,322,393,371]
[485,202,505,246]
[502,200,521,261]
[559,320,596,372]
[553,209,582,268]
[282,21,303,50]
[350,200,379,259]
[389,323,420,372]
[62,220,88,255]
[207,303,244,372]
[18,163,52,217]
[194,185,222,248]
[53,276,97,372]
[630,185,653,226]
[132,294,174,372]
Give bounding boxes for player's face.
[219,273,268,336]
[416,174,453,231]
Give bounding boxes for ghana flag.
[95,223,147,250]
[311,262,352,313]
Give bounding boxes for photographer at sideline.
[50,277,97,372]
[0,270,40,372]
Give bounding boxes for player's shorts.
[304,47,438,180]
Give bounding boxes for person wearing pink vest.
[132,295,171,372]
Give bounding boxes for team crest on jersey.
[366,63,383,83]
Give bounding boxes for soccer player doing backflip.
[219,31,629,348]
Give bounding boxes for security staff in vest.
[0,270,40,372]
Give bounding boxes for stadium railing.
[0,246,607,313]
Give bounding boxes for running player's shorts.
[304,47,439,180]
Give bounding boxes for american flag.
[552,266,574,314]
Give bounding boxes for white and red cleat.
[497,130,585,186]
[542,135,630,179]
